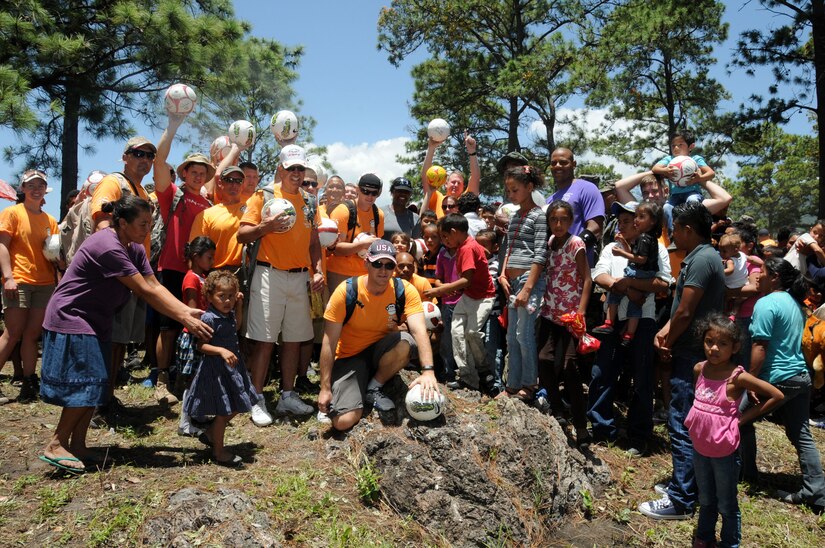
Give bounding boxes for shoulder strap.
[343,276,361,325]
[298,187,317,226]
[111,172,138,196]
[393,277,406,324]
[346,201,358,236]
[165,187,185,226]
[372,204,380,234]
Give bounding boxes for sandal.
[39,454,86,474]
[495,388,519,400]
[514,386,536,401]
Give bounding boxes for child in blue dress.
[185,270,258,467]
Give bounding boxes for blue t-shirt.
[657,154,708,195]
[749,291,806,384]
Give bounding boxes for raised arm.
[701,179,732,216]
[153,114,186,194]
[420,138,440,195]
[615,171,654,204]
[465,132,480,196]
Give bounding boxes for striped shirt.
[504,206,548,271]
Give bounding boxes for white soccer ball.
[355,232,374,258]
[264,197,297,232]
[422,301,442,331]
[210,136,232,164]
[85,170,107,194]
[496,203,519,221]
[411,238,426,261]
[318,217,339,248]
[43,234,61,261]
[668,155,699,187]
[228,120,256,149]
[270,110,299,145]
[164,83,197,116]
[405,383,446,422]
[427,118,450,143]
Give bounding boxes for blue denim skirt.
[40,330,111,408]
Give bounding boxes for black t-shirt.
[631,233,659,273]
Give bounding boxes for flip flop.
[39,455,86,474]
[214,454,243,468]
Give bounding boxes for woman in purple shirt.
[38,195,212,474]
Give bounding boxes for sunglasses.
[223,177,244,184]
[360,188,380,197]
[444,203,458,209]
[285,165,306,172]
[369,260,396,271]
[128,149,156,160]
[302,180,318,188]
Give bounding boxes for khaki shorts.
[112,293,147,344]
[246,265,313,343]
[329,331,417,417]
[2,283,55,309]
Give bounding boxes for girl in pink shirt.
[685,315,782,548]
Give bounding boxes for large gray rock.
[350,393,611,547]
[141,488,281,547]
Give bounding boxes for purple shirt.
[435,248,461,306]
[547,178,605,264]
[43,229,153,341]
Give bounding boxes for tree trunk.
[663,53,676,138]
[60,87,80,220]
[812,0,825,218]
[507,96,520,152]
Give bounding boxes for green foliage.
[582,0,730,164]
[36,484,73,522]
[378,0,606,197]
[355,458,381,506]
[87,498,145,547]
[729,122,818,230]
[579,488,594,519]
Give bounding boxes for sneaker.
[534,394,552,415]
[250,398,274,426]
[316,410,332,424]
[275,393,314,415]
[654,483,668,496]
[620,332,634,347]
[142,368,158,388]
[295,375,320,394]
[638,494,691,520]
[365,386,395,411]
[592,322,614,335]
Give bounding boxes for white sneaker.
[177,419,204,437]
[275,393,314,415]
[316,410,332,424]
[251,398,273,427]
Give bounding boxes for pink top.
[540,234,585,324]
[736,256,762,319]
[684,362,745,458]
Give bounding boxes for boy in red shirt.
[425,214,495,391]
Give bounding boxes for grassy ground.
[1,368,825,546]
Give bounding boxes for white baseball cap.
[279,144,308,169]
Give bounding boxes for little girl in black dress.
[184,270,258,467]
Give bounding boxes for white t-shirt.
[725,251,749,289]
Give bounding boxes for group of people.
[2,118,824,546]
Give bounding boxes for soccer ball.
[263,198,297,232]
[355,232,373,258]
[42,234,61,262]
[426,165,447,189]
[405,384,446,422]
[318,217,339,248]
[668,155,699,187]
[228,120,256,149]
[210,136,232,164]
[422,301,442,330]
[496,203,519,221]
[164,84,197,116]
[427,118,450,143]
[270,110,299,145]
[84,170,107,194]
[411,238,426,260]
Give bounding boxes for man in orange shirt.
[420,132,480,217]
[238,145,324,424]
[189,166,245,271]
[318,240,438,431]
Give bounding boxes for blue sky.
[1,0,813,219]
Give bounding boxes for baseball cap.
[611,201,638,216]
[21,169,48,185]
[366,239,397,264]
[496,151,529,173]
[221,166,244,179]
[739,215,755,224]
[176,153,216,181]
[390,177,413,193]
[598,179,616,193]
[279,144,308,168]
[123,136,157,154]
[358,173,383,192]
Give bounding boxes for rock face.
[141,488,281,547]
[350,388,611,547]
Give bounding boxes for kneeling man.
[318,240,438,430]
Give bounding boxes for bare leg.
[374,340,411,384]
[249,342,275,394]
[0,308,26,366]
[43,407,93,470]
[298,340,312,377]
[210,413,237,461]
[68,408,96,456]
[20,307,46,377]
[279,341,301,392]
[156,329,179,372]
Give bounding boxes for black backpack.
[327,200,379,242]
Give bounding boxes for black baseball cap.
[390,177,413,193]
[358,173,383,192]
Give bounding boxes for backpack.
[59,172,135,265]
[327,200,380,242]
[344,276,406,325]
[239,185,317,298]
[149,186,185,266]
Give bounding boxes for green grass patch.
[356,459,381,506]
[87,497,145,547]
[36,484,73,522]
[13,474,40,494]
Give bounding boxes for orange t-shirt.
[326,202,384,277]
[0,204,58,285]
[660,230,685,280]
[91,173,151,256]
[426,189,468,218]
[324,276,423,359]
[240,186,319,270]
[409,273,436,303]
[189,202,244,268]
